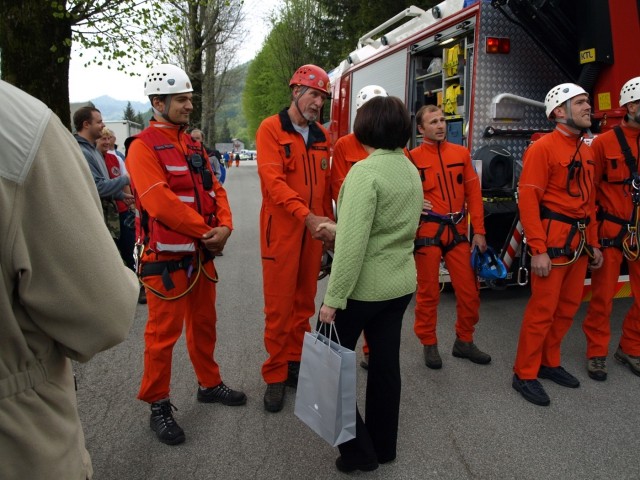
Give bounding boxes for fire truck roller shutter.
[350,49,408,132]
[474,144,513,191]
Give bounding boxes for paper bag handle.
[315,318,342,347]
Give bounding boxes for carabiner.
[517,266,529,286]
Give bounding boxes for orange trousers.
[583,248,640,357]
[513,256,588,379]
[413,242,479,345]
[138,260,221,403]
[261,227,323,384]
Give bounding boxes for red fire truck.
[328,0,640,296]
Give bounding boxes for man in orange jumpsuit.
[582,76,640,381]
[256,64,335,412]
[330,84,388,370]
[409,105,491,369]
[512,83,603,406]
[127,64,246,445]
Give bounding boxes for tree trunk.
[0,1,73,129]
[202,42,218,142]
[185,1,205,130]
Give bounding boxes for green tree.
[243,40,291,138]
[243,0,443,141]
[314,0,440,61]
[0,1,179,129]
[133,112,145,127]
[242,0,329,140]
[123,101,136,121]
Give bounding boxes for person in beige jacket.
[0,80,138,480]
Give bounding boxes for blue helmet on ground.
[471,246,507,281]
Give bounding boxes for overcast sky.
[68,0,281,103]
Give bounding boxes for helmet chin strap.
[556,99,590,132]
[293,86,310,123]
[555,99,579,130]
[152,95,189,126]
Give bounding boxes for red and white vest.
[131,128,218,253]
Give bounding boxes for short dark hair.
[150,94,168,109]
[353,96,411,150]
[73,106,100,133]
[416,104,442,126]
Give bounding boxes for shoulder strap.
[613,125,637,174]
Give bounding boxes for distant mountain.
[90,95,151,121]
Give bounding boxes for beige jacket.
[0,80,138,480]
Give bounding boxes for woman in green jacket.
[318,95,423,473]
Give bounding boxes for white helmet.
[544,83,587,119]
[620,77,640,107]
[144,64,193,96]
[355,85,388,110]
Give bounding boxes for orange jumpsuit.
[583,121,640,357]
[409,139,485,345]
[513,125,597,379]
[256,109,333,384]
[126,121,233,403]
[330,132,368,201]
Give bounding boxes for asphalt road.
[75,161,640,479]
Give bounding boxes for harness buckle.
[450,211,465,224]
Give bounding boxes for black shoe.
[150,399,185,445]
[197,382,247,406]
[512,374,550,407]
[360,354,369,370]
[285,361,300,388]
[138,286,147,305]
[423,344,442,369]
[263,382,285,412]
[335,456,379,473]
[538,365,580,388]
[452,338,491,364]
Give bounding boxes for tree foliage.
[243,0,331,140]
[123,101,146,126]
[243,37,291,137]
[242,0,442,142]
[314,0,440,61]
[123,101,136,121]
[0,0,179,129]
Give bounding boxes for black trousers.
[326,293,412,464]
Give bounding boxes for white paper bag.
[294,327,356,446]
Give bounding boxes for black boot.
[263,383,285,412]
[150,399,185,445]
